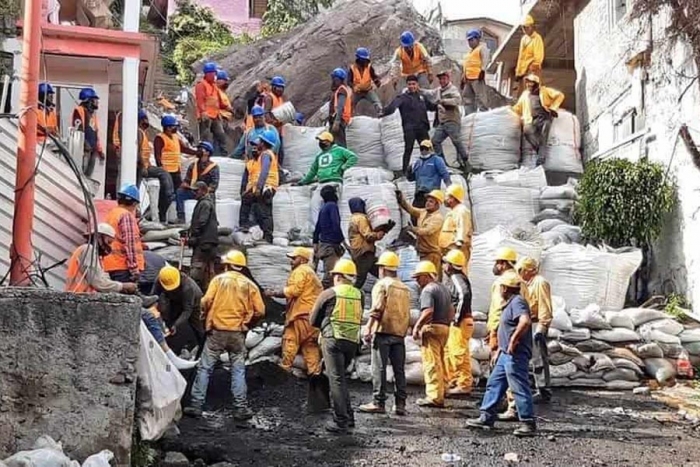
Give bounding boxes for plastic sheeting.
[347,116,385,168]
[542,110,583,174]
[213,157,246,201]
[272,185,313,239]
[381,110,406,171]
[282,125,326,175]
[461,107,522,171]
[340,183,402,247]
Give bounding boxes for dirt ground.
[160,362,700,466]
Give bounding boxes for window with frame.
[249,0,267,19]
[611,0,628,24]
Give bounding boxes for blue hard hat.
[331,68,347,81]
[79,88,98,101]
[203,62,218,74]
[249,136,261,146]
[260,129,278,147]
[355,47,370,60]
[138,109,148,120]
[270,76,286,88]
[250,105,265,117]
[400,31,415,47]
[118,183,140,202]
[161,114,178,128]
[216,70,229,81]
[467,29,482,40]
[199,141,214,153]
[38,82,54,95]
[295,112,304,124]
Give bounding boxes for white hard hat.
[96,223,116,238]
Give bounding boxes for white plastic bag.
[81,451,114,467]
[3,437,75,467]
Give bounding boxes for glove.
[478,70,485,82]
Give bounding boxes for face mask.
[419,151,430,159]
[319,142,330,151]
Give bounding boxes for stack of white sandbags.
[461,107,522,171]
[213,157,246,200]
[536,182,582,247]
[282,124,325,175]
[347,116,385,169]
[339,183,403,247]
[272,185,314,242]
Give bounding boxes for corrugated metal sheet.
[0,120,88,289]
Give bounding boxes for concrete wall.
[575,1,700,308]
[0,289,141,466]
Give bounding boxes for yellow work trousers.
[444,317,474,391]
[420,324,450,404]
[281,318,322,376]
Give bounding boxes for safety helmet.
[412,260,437,278]
[158,265,181,291]
[198,141,214,154]
[500,269,522,288]
[260,129,278,147]
[138,109,148,121]
[286,247,313,261]
[445,184,465,203]
[161,114,179,128]
[426,190,444,204]
[216,70,229,81]
[117,183,140,203]
[355,47,371,60]
[443,250,466,268]
[271,76,286,88]
[38,82,54,95]
[495,246,518,263]
[249,136,262,146]
[525,74,540,84]
[400,31,415,47]
[221,250,247,267]
[79,88,98,101]
[376,251,400,271]
[515,256,539,274]
[522,14,535,26]
[316,131,334,143]
[295,112,304,124]
[331,68,347,81]
[466,29,482,41]
[250,105,265,117]
[331,258,357,276]
[203,62,218,74]
[94,222,116,238]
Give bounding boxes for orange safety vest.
[463,44,484,80]
[191,160,218,185]
[112,111,122,148]
[158,132,182,173]
[350,64,373,93]
[64,244,96,293]
[196,79,221,119]
[332,84,353,124]
[245,149,279,191]
[139,128,152,168]
[37,106,58,143]
[398,43,428,76]
[102,207,145,272]
[218,89,232,121]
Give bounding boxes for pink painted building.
[167,0,265,35]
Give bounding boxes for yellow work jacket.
[245,149,279,191]
[522,274,553,328]
[369,277,411,338]
[439,203,473,251]
[463,44,484,80]
[202,270,265,332]
[516,31,545,77]
[512,86,565,125]
[348,213,379,258]
[401,203,444,256]
[283,264,322,323]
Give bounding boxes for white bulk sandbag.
[469,167,548,191]
[639,327,681,345]
[82,451,115,467]
[680,328,700,343]
[537,219,567,233]
[473,311,487,322]
[533,208,571,223]
[184,199,197,225]
[561,327,591,342]
[644,357,676,383]
[283,125,326,175]
[547,340,563,354]
[380,110,406,172]
[3,437,73,467]
[554,225,581,244]
[540,184,578,200]
[247,245,295,291]
[213,157,246,201]
[470,186,540,233]
[406,362,424,385]
[246,328,265,349]
[684,342,700,356]
[569,304,611,330]
[629,342,664,359]
[347,116,385,169]
[550,362,577,378]
[406,350,422,364]
[587,353,616,372]
[470,338,491,361]
[473,321,488,339]
[549,352,575,365]
[551,308,573,332]
[611,359,644,376]
[603,312,635,331]
[216,199,241,231]
[591,328,641,343]
[354,361,373,383]
[622,308,667,327]
[606,348,644,366]
[541,231,570,249]
[571,355,593,371]
[638,318,684,336]
[340,183,402,246]
[471,358,482,377]
[575,340,613,352]
[272,185,313,239]
[248,336,282,362]
[343,167,394,185]
[548,327,562,339]
[540,198,575,212]
[558,342,584,357]
[658,343,685,359]
[461,107,522,171]
[542,110,583,174]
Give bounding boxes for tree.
[261,0,335,37]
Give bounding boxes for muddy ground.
[160,363,700,466]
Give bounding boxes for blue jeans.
[190,330,248,410]
[176,187,196,220]
[480,352,534,422]
[141,309,165,345]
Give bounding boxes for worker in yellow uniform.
[512,74,565,162]
[392,30,433,89]
[185,250,265,420]
[37,83,59,144]
[442,250,474,397]
[348,47,383,116]
[460,29,490,115]
[347,197,390,289]
[412,260,453,408]
[265,247,323,376]
[154,114,200,200]
[486,247,518,352]
[328,68,353,148]
[516,15,545,93]
[439,184,473,271]
[396,189,445,279]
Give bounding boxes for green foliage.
[665,293,690,322]
[574,158,676,248]
[131,430,157,467]
[261,0,336,37]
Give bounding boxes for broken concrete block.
[162,451,189,467]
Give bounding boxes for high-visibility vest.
[139,129,152,169]
[329,283,363,342]
[112,112,122,148]
[191,160,218,185]
[102,207,145,272]
[37,106,58,143]
[350,64,373,93]
[74,105,100,135]
[218,89,232,120]
[196,79,221,119]
[397,43,429,76]
[463,44,484,80]
[158,132,182,173]
[64,244,95,293]
[332,85,353,125]
[245,149,279,191]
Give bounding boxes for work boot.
[465,414,494,430]
[513,422,537,437]
[497,409,519,422]
[233,406,254,421]
[183,406,202,418]
[325,422,348,434]
[446,387,472,398]
[393,400,407,416]
[416,398,444,408]
[358,402,386,414]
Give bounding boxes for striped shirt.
[118,211,141,272]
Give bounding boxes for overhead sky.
[412,0,524,25]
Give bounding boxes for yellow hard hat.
[443,249,466,268]
[331,258,357,276]
[445,184,465,203]
[522,14,535,26]
[516,256,539,273]
[376,251,400,270]
[287,247,313,261]
[316,131,334,143]
[419,140,433,150]
[158,265,181,291]
[221,250,247,267]
[412,260,437,277]
[525,73,540,84]
[500,269,522,288]
[495,246,518,263]
[426,190,444,204]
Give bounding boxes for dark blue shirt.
[408,154,452,193]
[498,295,532,359]
[313,201,344,245]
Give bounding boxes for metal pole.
[10,0,42,285]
